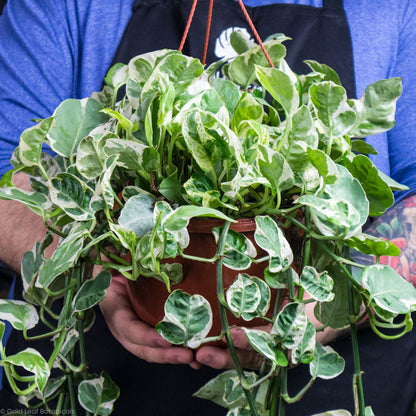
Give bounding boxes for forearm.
[362,193,416,286]
[0,172,52,272]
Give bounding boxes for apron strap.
[323,0,344,9]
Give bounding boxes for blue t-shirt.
[0,0,415,198]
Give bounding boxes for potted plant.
[0,33,415,415]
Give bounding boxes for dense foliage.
[0,33,415,415]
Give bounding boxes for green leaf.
[309,343,345,380]
[104,62,128,90]
[0,348,50,391]
[243,329,288,366]
[264,268,297,289]
[72,271,112,312]
[238,119,270,162]
[311,411,352,416]
[258,145,294,192]
[221,163,269,199]
[104,138,150,172]
[0,322,4,340]
[241,277,271,321]
[0,186,50,216]
[345,233,400,257]
[38,230,88,288]
[351,140,378,155]
[118,194,156,237]
[78,371,120,416]
[289,105,318,146]
[159,171,184,202]
[101,108,138,134]
[91,154,118,210]
[232,92,263,130]
[76,134,107,179]
[181,110,232,173]
[0,299,39,331]
[184,174,236,211]
[47,98,109,158]
[365,406,376,416]
[256,66,299,116]
[314,263,362,329]
[298,165,369,238]
[297,195,361,238]
[226,274,261,318]
[227,408,252,416]
[49,173,95,221]
[292,320,316,364]
[377,170,409,192]
[18,117,55,169]
[156,290,212,348]
[309,81,356,138]
[325,165,369,227]
[128,49,178,85]
[307,148,339,185]
[194,370,258,409]
[225,40,287,88]
[345,155,394,216]
[156,53,204,96]
[304,60,342,86]
[212,228,257,271]
[349,77,402,137]
[229,30,257,54]
[362,264,416,314]
[109,223,137,253]
[162,206,234,232]
[37,376,66,401]
[211,77,241,115]
[300,266,334,302]
[272,302,315,364]
[254,216,293,273]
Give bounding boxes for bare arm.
[361,193,416,286]
[0,172,53,272]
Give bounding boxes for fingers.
[229,325,271,349]
[100,275,198,367]
[195,325,272,370]
[195,345,264,370]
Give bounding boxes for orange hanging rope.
[237,0,275,68]
[179,0,274,68]
[202,0,214,65]
[178,0,199,52]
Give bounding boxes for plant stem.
[298,207,312,300]
[278,367,287,416]
[67,373,78,416]
[55,393,64,415]
[348,278,366,416]
[269,374,281,416]
[179,252,218,263]
[216,221,259,416]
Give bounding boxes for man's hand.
[195,312,338,370]
[100,274,201,368]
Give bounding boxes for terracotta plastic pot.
[126,217,281,344]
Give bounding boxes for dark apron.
[112,0,356,97]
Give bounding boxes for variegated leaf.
[254,216,293,273]
[156,290,212,348]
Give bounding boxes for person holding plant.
[0,0,416,414]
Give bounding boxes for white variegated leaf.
[254,216,293,272]
[0,300,39,331]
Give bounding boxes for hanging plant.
[0,32,415,415]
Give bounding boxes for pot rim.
[187,217,256,233]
